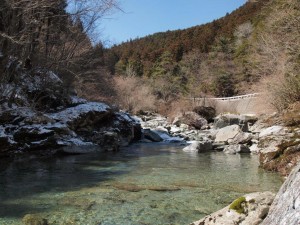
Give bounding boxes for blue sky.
[100,0,247,45]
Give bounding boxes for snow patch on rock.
[48,102,110,123]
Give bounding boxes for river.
[0,143,282,225]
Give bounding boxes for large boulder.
[173,112,208,130]
[193,106,216,122]
[48,102,112,131]
[262,162,300,225]
[191,192,275,225]
[214,125,251,144]
[113,112,142,144]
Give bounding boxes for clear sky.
[100,0,247,45]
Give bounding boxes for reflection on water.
[0,143,282,225]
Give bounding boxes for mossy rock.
[229,196,247,214]
[22,214,48,225]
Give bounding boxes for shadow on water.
[0,143,177,219]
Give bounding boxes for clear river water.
[0,143,282,225]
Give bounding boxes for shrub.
[113,76,156,114]
[268,75,300,111]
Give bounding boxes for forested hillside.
[109,1,267,71]
[101,0,299,114]
[104,1,270,98]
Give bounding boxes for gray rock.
[214,114,239,129]
[183,140,213,152]
[230,132,252,145]
[249,143,259,153]
[215,125,242,143]
[262,162,300,225]
[191,192,275,225]
[143,129,163,142]
[223,144,250,154]
[259,125,286,138]
[214,114,258,131]
[172,112,208,130]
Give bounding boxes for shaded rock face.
[0,63,142,156]
[262,162,300,225]
[143,129,163,142]
[0,133,14,156]
[191,192,275,225]
[173,112,208,130]
[0,104,141,156]
[193,106,216,123]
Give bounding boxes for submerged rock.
[112,182,181,192]
[22,214,48,225]
[183,141,213,152]
[223,144,250,154]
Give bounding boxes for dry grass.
[156,98,194,121]
[113,76,156,114]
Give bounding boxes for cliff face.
[262,162,300,224]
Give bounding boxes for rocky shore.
[0,68,141,157]
[136,110,300,224]
[138,110,300,176]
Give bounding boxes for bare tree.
[0,0,119,68]
[0,0,120,106]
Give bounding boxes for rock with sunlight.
[191,192,275,225]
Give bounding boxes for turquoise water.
[0,143,282,225]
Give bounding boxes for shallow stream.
[0,143,282,225]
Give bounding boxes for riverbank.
[136,110,300,224]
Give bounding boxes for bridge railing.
[187,93,260,101]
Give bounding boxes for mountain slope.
[103,1,271,99]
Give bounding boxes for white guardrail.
[188,93,260,101]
